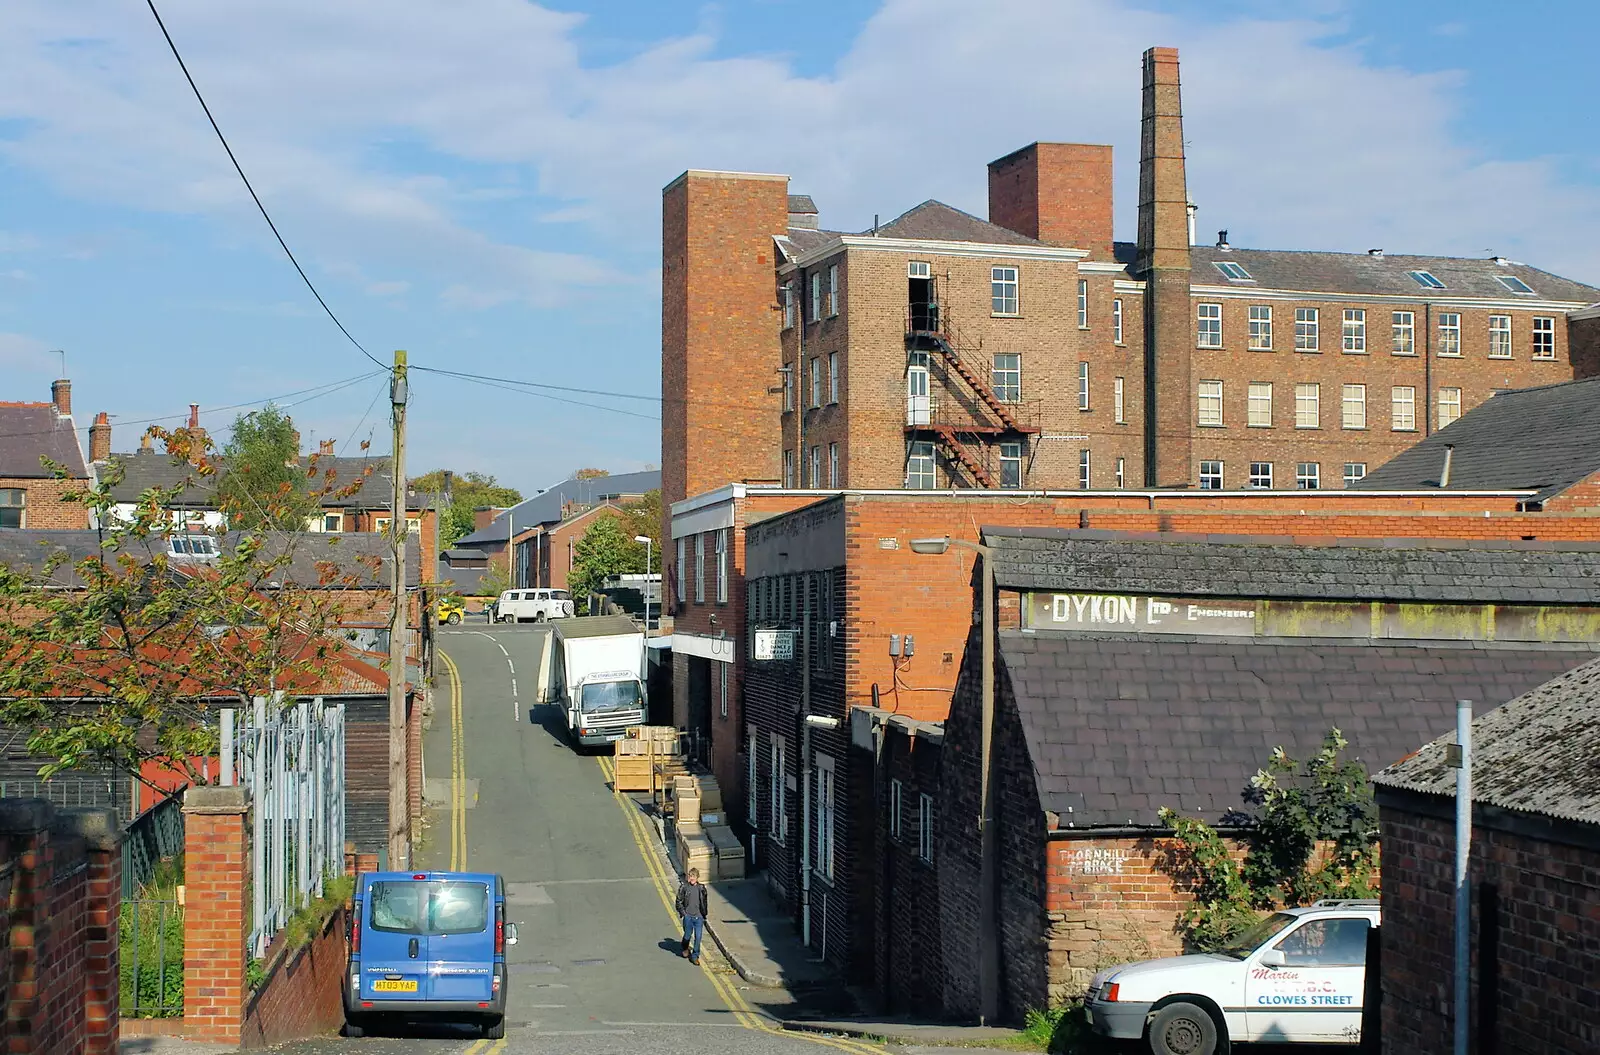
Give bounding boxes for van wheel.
[1147,1002,1219,1055]
[535,611,547,622]
[483,1016,506,1039]
[343,1015,366,1038]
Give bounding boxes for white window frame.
[1112,298,1124,344]
[715,529,728,604]
[827,263,840,318]
[694,533,706,603]
[906,441,936,489]
[1392,311,1415,356]
[1295,383,1320,429]
[1197,303,1223,349]
[1489,315,1512,358]
[828,442,839,488]
[999,442,1022,489]
[771,738,787,844]
[992,353,1021,403]
[1532,316,1556,360]
[809,356,821,408]
[1078,448,1091,490]
[783,449,795,488]
[1342,384,1367,430]
[1114,377,1125,424]
[1439,387,1462,429]
[815,753,836,882]
[1249,305,1273,351]
[828,351,839,404]
[1247,382,1272,428]
[1295,307,1320,351]
[1197,380,1224,427]
[1343,462,1367,487]
[808,445,820,489]
[1297,462,1321,490]
[1391,386,1416,432]
[1438,313,1462,356]
[782,283,795,330]
[889,778,903,841]
[918,793,933,863]
[809,271,822,322]
[675,537,686,604]
[1078,361,1090,411]
[1077,279,1089,329]
[1115,457,1126,488]
[1248,462,1273,489]
[991,266,1019,316]
[1342,308,1367,353]
[1198,460,1223,490]
[908,261,931,280]
[783,365,794,412]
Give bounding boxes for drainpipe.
[1424,303,1433,437]
[800,574,813,946]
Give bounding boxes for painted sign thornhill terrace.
[1024,592,1600,645]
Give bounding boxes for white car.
[491,589,574,623]
[1086,899,1379,1054]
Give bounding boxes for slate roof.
[983,528,1600,606]
[868,200,1042,246]
[1002,631,1597,828]
[1354,376,1600,502]
[0,529,418,590]
[436,565,492,597]
[103,449,434,511]
[1189,246,1600,304]
[787,194,817,215]
[0,403,88,479]
[455,469,659,547]
[1373,656,1600,826]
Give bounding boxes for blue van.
[344,871,517,1038]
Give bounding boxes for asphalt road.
[276,624,886,1055]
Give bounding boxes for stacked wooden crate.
[612,726,681,794]
[672,774,746,881]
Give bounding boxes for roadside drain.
[571,958,606,967]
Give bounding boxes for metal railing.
[120,898,184,1018]
[122,789,186,899]
[0,776,128,821]
[220,695,347,956]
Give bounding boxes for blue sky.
[2,0,1597,495]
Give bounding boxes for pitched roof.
[870,200,1043,247]
[103,449,436,511]
[1355,376,1600,502]
[787,194,818,214]
[455,469,659,547]
[983,528,1600,606]
[1373,656,1600,826]
[0,403,88,479]
[1189,246,1600,304]
[1002,631,1597,828]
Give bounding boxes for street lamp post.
[909,534,998,1026]
[634,535,653,631]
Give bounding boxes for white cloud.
[0,332,53,372]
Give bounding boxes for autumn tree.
[0,426,376,787]
[619,490,663,573]
[215,403,320,532]
[568,514,647,602]
[410,469,523,549]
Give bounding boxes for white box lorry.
[548,615,648,747]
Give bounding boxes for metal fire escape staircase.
[907,299,1038,488]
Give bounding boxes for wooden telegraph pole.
[387,350,410,868]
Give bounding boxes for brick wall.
[1571,312,1600,378]
[988,143,1114,258]
[0,800,120,1055]
[0,475,91,529]
[240,908,348,1048]
[182,786,249,1045]
[1378,792,1600,1055]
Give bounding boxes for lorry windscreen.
[579,680,642,712]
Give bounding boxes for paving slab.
[781,1018,1029,1047]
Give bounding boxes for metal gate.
[220,694,346,956]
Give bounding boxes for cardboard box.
[705,825,746,881]
[677,830,717,882]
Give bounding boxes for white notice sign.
[753,629,796,660]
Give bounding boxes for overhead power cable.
[143,0,385,370]
[412,365,780,416]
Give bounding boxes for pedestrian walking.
[675,867,708,965]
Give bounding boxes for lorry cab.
[345,871,517,1039]
[1086,899,1379,1054]
[547,616,648,746]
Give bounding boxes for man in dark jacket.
[674,867,709,965]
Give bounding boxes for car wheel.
[1147,1002,1219,1055]
[448,612,462,625]
[483,1016,506,1039]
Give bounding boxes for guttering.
[788,234,1089,270]
[1189,283,1593,313]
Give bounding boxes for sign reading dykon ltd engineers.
[1027,593,1257,636]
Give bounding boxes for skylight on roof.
[1496,275,1536,294]
[1408,270,1447,289]
[1213,261,1253,281]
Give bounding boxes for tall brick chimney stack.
[1136,46,1193,488]
[185,403,209,463]
[660,169,789,550]
[89,412,112,463]
[51,378,72,417]
[987,142,1114,259]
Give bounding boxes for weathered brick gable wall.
[1379,798,1600,1055]
[0,475,91,529]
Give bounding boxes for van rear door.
[425,878,496,1004]
[363,879,429,1002]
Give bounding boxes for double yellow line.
[596,755,882,1055]
[461,1039,505,1055]
[441,649,467,870]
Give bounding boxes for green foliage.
[568,513,647,600]
[120,865,185,1018]
[1160,728,1380,952]
[410,469,523,549]
[215,404,320,532]
[619,490,663,572]
[0,427,372,784]
[479,564,512,601]
[282,873,356,953]
[246,957,267,992]
[1021,1003,1096,1053]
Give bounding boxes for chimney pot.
[51,378,72,417]
[89,411,112,464]
[319,438,336,455]
[1216,229,1230,250]
[187,404,200,429]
